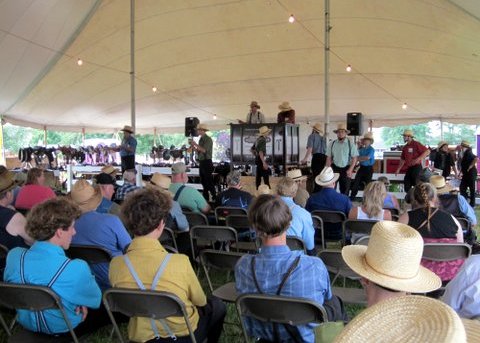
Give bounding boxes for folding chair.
[454,217,475,243]
[159,227,178,251]
[184,211,209,227]
[103,288,197,343]
[189,225,238,261]
[343,219,378,245]
[236,293,328,343]
[65,244,112,264]
[318,250,366,305]
[214,206,247,225]
[311,215,325,250]
[286,236,307,254]
[199,249,244,303]
[226,214,258,253]
[311,210,346,245]
[0,282,79,342]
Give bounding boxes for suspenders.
[123,254,175,340]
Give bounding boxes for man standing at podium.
[242,101,265,124]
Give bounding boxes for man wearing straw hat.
[395,129,430,192]
[326,123,359,195]
[301,123,327,193]
[277,101,295,123]
[350,132,376,200]
[241,101,265,124]
[341,221,441,308]
[254,126,272,189]
[190,123,216,201]
[119,125,137,173]
[433,141,457,178]
[458,140,477,207]
[287,169,310,208]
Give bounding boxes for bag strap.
[173,185,186,202]
[417,208,439,231]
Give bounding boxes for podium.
[230,123,300,172]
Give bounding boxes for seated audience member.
[377,176,400,211]
[109,188,226,343]
[12,170,26,205]
[306,167,352,241]
[15,167,56,210]
[0,171,33,249]
[342,221,441,307]
[334,296,466,343]
[147,173,189,232]
[404,167,432,205]
[276,176,315,255]
[70,180,131,290]
[287,169,310,208]
[398,183,464,282]
[235,195,345,343]
[214,170,253,210]
[443,254,480,319]
[115,169,140,202]
[4,198,107,337]
[168,162,210,214]
[95,173,121,216]
[348,181,392,243]
[101,165,119,178]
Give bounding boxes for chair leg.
[0,313,11,336]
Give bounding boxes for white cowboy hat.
[286,169,307,181]
[333,123,350,134]
[315,167,339,186]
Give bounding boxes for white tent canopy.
[1,0,479,134]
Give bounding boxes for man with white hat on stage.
[119,125,137,173]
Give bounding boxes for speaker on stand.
[347,112,363,137]
[185,117,199,137]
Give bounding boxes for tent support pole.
[440,119,444,141]
[324,0,331,140]
[153,127,157,146]
[43,125,47,146]
[82,128,86,145]
[0,117,5,166]
[130,0,136,131]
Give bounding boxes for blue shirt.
[457,194,477,226]
[307,132,326,155]
[358,145,375,166]
[170,200,189,231]
[96,197,116,214]
[235,245,332,343]
[120,135,137,157]
[73,211,132,289]
[281,196,315,251]
[4,242,101,333]
[115,182,141,201]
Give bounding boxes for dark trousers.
[121,155,135,173]
[255,158,270,189]
[199,159,216,201]
[350,165,373,199]
[404,164,422,192]
[312,153,327,193]
[460,168,477,207]
[146,296,226,343]
[332,164,351,195]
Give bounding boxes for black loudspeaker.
[185,117,199,137]
[346,112,363,136]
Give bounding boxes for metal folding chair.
[226,214,258,252]
[214,206,247,225]
[65,244,112,264]
[189,225,238,261]
[159,227,178,251]
[311,215,326,250]
[184,211,209,227]
[311,210,346,245]
[343,219,378,245]
[286,236,307,254]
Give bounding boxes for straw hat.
[256,184,271,196]
[278,101,292,112]
[341,221,441,293]
[250,101,260,109]
[460,140,471,148]
[333,123,350,134]
[101,165,118,176]
[362,132,374,143]
[70,179,103,213]
[287,169,307,181]
[430,175,453,194]
[402,129,414,137]
[334,295,466,343]
[120,125,134,133]
[461,319,480,343]
[312,123,323,134]
[437,141,448,149]
[258,126,272,137]
[315,167,339,186]
[149,173,171,190]
[196,123,209,132]
[0,171,18,194]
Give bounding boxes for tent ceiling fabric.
[0,0,479,134]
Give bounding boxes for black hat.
[95,173,116,185]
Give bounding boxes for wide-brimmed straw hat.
[0,171,18,194]
[342,221,441,293]
[250,101,260,109]
[196,123,209,131]
[256,184,271,196]
[287,169,307,181]
[333,123,350,134]
[430,175,453,194]
[120,125,134,133]
[362,132,374,143]
[315,167,339,186]
[70,179,103,213]
[312,123,323,134]
[460,140,471,148]
[461,318,480,343]
[278,101,292,112]
[334,295,466,343]
[149,173,171,190]
[402,129,414,137]
[101,165,118,176]
[438,141,449,149]
[258,126,272,137]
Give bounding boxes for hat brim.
[315,172,340,186]
[291,175,308,181]
[121,129,134,133]
[75,188,103,213]
[334,129,350,134]
[258,129,272,136]
[0,179,18,194]
[436,184,453,194]
[462,319,480,343]
[341,246,442,293]
[363,137,374,143]
[312,126,323,133]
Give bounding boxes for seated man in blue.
[70,180,132,290]
[215,170,253,210]
[235,195,342,343]
[94,172,121,216]
[276,176,315,255]
[4,198,106,337]
[306,167,352,241]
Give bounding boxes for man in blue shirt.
[306,167,352,241]
[119,125,137,173]
[215,170,252,210]
[4,197,107,337]
[235,195,335,343]
[95,172,121,216]
[350,132,376,200]
[301,123,327,193]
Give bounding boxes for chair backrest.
[103,288,196,343]
[215,206,248,225]
[343,219,377,244]
[66,244,112,264]
[311,215,325,250]
[225,214,251,232]
[190,225,239,260]
[318,250,360,284]
[311,210,346,224]
[0,244,8,259]
[286,236,307,253]
[184,211,209,227]
[422,243,472,262]
[355,236,370,246]
[159,227,178,251]
[455,217,471,231]
[0,282,79,342]
[199,249,245,292]
[236,293,328,342]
